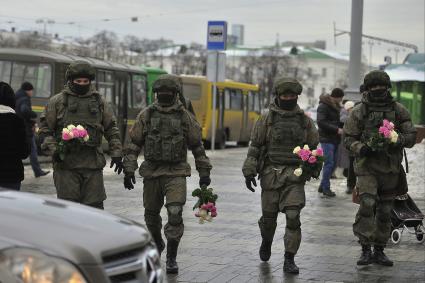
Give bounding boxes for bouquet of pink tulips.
[366,119,398,152]
[192,186,218,224]
[292,144,324,180]
[56,124,90,161]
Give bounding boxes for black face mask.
[68,81,90,95]
[369,89,390,102]
[277,98,298,110]
[157,93,176,106]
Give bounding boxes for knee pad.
[167,205,183,226]
[285,209,301,230]
[144,209,161,226]
[359,194,376,217]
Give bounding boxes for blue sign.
[207,21,227,50]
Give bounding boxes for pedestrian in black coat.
[317,88,344,197]
[0,82,30,190]
[15,82,49,177]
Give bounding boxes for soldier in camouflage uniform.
[123,74,212,274]
[344,70,417,266]
[242,78,319,274]
[39,61,123,209]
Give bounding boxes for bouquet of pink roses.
[56,124,90,161]
[192,186,218,224]
[366,119,398,152]
[292,145,324,180]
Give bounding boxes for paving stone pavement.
[21,143,425,283]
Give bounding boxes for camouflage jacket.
[38,85,122,170]
[123,101,212,179]
[343,95,417,175]
[242,102,319,178]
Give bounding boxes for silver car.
[0,189,163,283]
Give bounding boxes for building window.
[321,68,327,77]
[307,68,312,77]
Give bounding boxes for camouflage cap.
[152,74,181,93]
[364,70,391,89]
[65,60,95,81]
[272,77,302,96]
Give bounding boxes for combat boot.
[283,252,299,274]
[259,239,272,261]
[166,240,179,274]
[357,245,372,265]
[373,246,393,266]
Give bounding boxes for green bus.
[141,66,167,105]
[0,48,148,142]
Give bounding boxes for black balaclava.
[368,88,390,102]
[68,79,91,95]
[157,91,177,106]
[277,93,298,110]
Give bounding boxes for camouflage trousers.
[143,176,187,249]
[53,168,106,209]
[353,173,398,246]
[259,166,306,254]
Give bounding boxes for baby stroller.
[390,194,425,244]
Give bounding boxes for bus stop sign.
[207,21,227,50]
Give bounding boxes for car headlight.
[0,248,87,283]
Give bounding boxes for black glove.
[359,145,373,157]
[199,176,211,188]
[245,175,257,192]
[124,173,136,190]
[110,157,124,174]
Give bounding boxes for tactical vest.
[360,102,398,142]
[144,109,187,163]
[266,111,307,165]
[61,92,104,147]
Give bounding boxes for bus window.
[97,70,114,104]
[0,61,11,83]
[183,83,202,101]
[10,62,52,97]
[230,89,242,110]
[253,92,260,112]
[132,74,147,109]
[248,91,255,111]
[224,89,230,109]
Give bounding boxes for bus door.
[114,72,129,142]
[240,91,250,142]
[223,88,243,141]
[217,87,225,133]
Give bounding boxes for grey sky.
[1,0,424,64]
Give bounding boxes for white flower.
[76,125,85,131]
[205,215,213,222]
[311,150,317,156]
[83,135,90,142]
[293,146,301,154]
[294,167,303,177]
[62,128,70,134]
[67,124,76,130]
[199,209,208,218]
[303,144,310,150]
[390,130,398,143]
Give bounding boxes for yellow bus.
[180,75,261,149]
